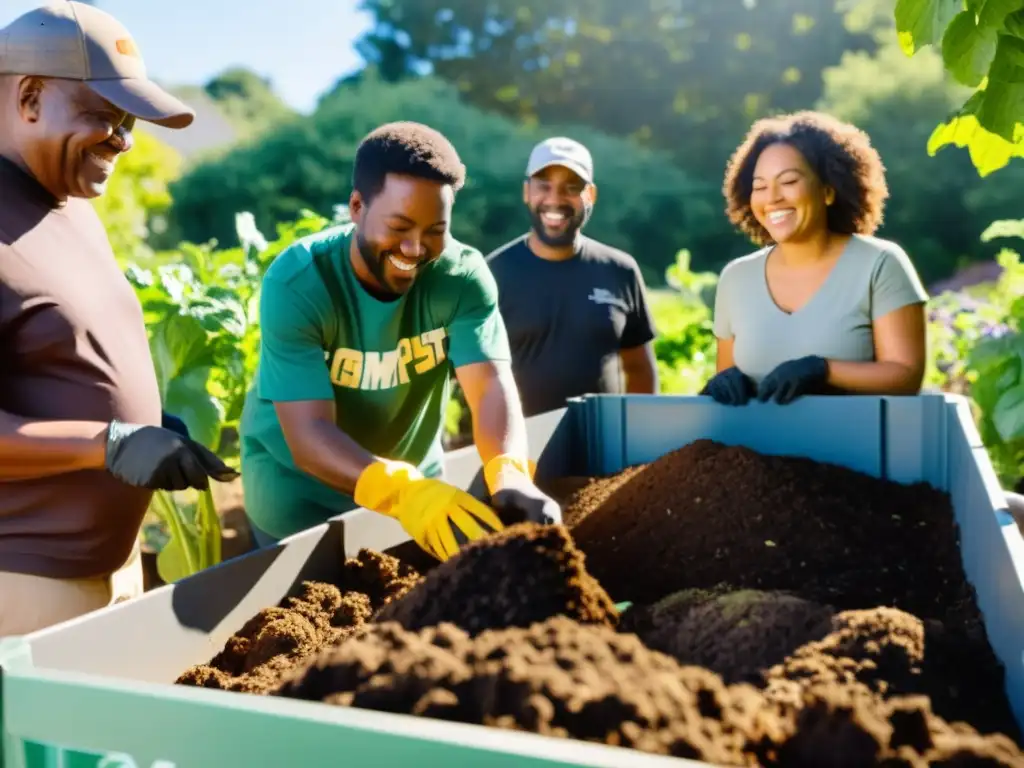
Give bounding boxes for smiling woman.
[700,110,929,407]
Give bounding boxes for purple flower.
[981,323,1011,340]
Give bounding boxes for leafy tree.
[202,67,296,139]
[353,0,874,177]
[895,0,1024,176]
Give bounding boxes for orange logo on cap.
[115,38,140,57]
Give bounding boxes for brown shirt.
[0,156,161,579]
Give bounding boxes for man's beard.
[356,231,396,295]
[530,202,593,247]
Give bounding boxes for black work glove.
[490,472,563,526]
[756,355,829,405]
[105,420,239,492]
[701,367,755,405]
[161,411,190,439]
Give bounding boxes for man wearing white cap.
[486,137,659,417]
[0,2,236,635]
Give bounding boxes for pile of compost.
[177,549,421,693]
[177,440,1024,765]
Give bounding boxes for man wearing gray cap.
[0,1,236,635]
[486,137,659,417]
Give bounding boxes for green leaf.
[156,534,192,584]
[975,34,1024,140]
[195,488,222,571]
[895,0,965,55]
[926,93,1024,175]
[188,292,248,339]
[165,367,224,450]
[981,218,1024,240]
[993,382,1024,441]
[149,314,216,397]
[1005,8,1024,36]
[976,0,1022,29]
[942,10,999,87]
[150,491,200,583]
[968,333,1020,370]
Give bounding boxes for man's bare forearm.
[0,410,108,481]
[461,363,528,466]
[275,401,378,496]
[293,420,378,495]
[622,343,659,394]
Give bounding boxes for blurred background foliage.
[126,0,1024,290]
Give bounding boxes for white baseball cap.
[525,136,594,184]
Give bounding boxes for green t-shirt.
[239,222,510,539]
[712,234,929,386]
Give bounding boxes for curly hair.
[353,121,466,204]
[722,110,888,246]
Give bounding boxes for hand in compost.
[757,355,829,405]
[492,480,563,526]
[355,459,505,561]
[484,453,562,525]
[161,411,190,439]
[105,420,239,491]
[701,367,755,405]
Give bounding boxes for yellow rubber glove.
[354,459,505,561]
[483,453,537,496]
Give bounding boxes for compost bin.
[1,393,1023,768]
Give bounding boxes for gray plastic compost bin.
[2,393,1023,768]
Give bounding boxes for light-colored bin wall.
[2,394,1022,768]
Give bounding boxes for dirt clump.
[762,686,1024,767]
[626,588,837,685]
[269,615,1024,767]
[373,523,618,636]
[270,615,770,765]
[175,550,420,693]
[763,607,926,703]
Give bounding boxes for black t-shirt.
[486,234,656,417]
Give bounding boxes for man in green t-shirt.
[239,121,560,560]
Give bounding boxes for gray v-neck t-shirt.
[712,234,929,385]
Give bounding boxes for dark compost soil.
[176,439,1024,766]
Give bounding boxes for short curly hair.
[722,110,888,246]
[353,121,466,204]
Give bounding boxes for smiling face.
[523,164,596,248]
[750,142,834,245]
[349,173,453,297]
[10,77,134,200]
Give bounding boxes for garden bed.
[174,439,1023,765]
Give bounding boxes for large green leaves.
[958,227,1024,482]
[151,488,223,584]
[122,219,267,583]
[127,257,249,453]
[895,0,964,54]
[994,382,1024,441]
[896,0,1024,175]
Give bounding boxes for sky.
[0,0,374,113]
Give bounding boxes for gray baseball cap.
[0,1,194,129]
[526,137,594,184]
